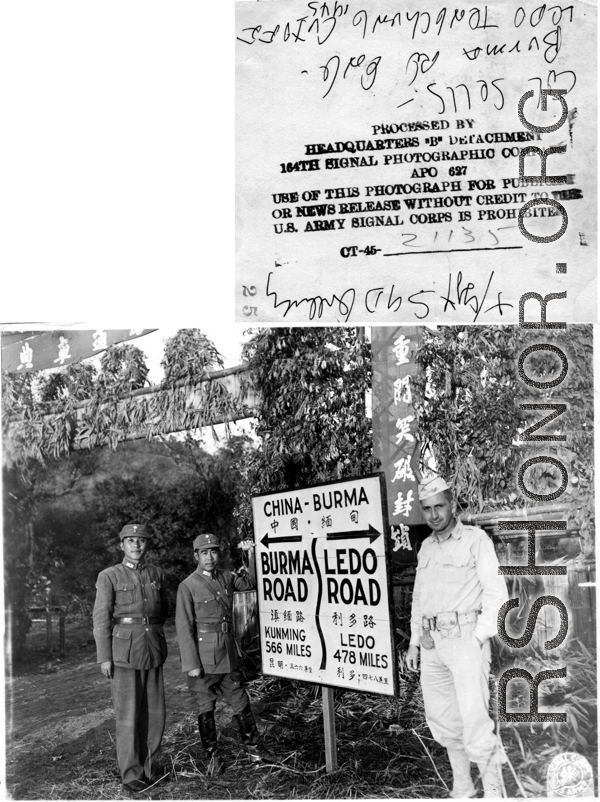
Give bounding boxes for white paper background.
[236,0,597,324]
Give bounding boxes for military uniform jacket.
[93,559,169,670]
[175,564,255,674]
[410,520,508,645]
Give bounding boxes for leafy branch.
[2,330,244,474]
[410,325,594,551]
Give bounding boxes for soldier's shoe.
[235,706,278,764]
[198,711,225,776]
[123,779,150,794]
[477,758,504,798]
[447,748,477,798]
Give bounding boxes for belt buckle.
[221,621,228,633]
[142,616,149,625]
[437,611,460,638]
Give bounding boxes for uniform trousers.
[112,665,165,783]
[187,669,250,714]
[420,623,498,762]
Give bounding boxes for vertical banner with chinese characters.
[251,475,397,697]
[372,327,423,565]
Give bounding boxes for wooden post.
[233,590,258,652]
[59,610,66,658]
[46,607,52,655]
[322,685,337,773]
[6,605,13,677]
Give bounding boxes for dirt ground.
[5,619,245,800]
[6,616,598,800]
[5,619,449,801]
[11,617,560,800]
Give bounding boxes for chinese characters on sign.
[372,327,423,563]
[251,475,396,696]
[54,337,72,365]
[1,329,157,373]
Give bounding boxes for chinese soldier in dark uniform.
[175,533,272,776]
[93,523,168,793]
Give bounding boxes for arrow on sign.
[326,524,381,543]
[261,533,303,549]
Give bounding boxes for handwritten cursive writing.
[265,269,513,322]
[266,271,357,322]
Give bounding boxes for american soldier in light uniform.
[407,477,509,798]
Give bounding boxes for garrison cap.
[193,533,222,552]
[119,523,151,540]
[418,476,451,502]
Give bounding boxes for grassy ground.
[5,619,598,799]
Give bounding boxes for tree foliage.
[2,329,247,659]
[411,325,594,549]
[518,325,594,545]
[3,467,36,655]
[93,435,252,586]
[2,330,240,471]
[411,326,522,509]
[3,449,102,653]
[3,436,252,656]
[161,329,224,383]
[235,327,376,536]
[98,344,149,390]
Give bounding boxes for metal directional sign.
[251,474,396,697]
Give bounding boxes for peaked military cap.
[193,533,222,552]
[418,476,451,501]
[119,523,151,540]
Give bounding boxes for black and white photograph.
[1,0,597,799]
[2,324,596,798]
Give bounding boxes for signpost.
[251,474,396,771]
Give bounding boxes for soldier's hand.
[188,668,204,678]
[238,539,255,553]
[100,661,113,679]
[406,645,420,672]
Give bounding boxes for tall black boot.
[234,706,276,763]
[198,711,224,776]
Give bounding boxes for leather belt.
[113,616,162,625]
[422,610,480,631]
[197,621,231,633]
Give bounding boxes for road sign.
[251,474,396,697]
